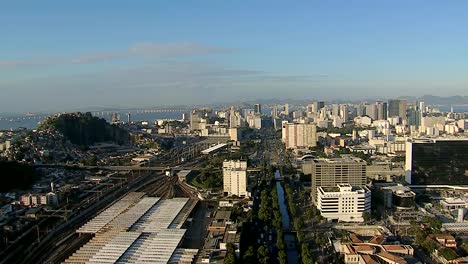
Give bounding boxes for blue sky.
[1,1,467,112]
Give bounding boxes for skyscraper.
[314,101,325,111]
[388,99,408,122]
[365,104,378,120]
[407,107,421,126]
[127,113,131,124]
[375,101,388,120]
[356,104,366,117]
[254,104,262,115]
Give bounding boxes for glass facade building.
[406,139,468,185]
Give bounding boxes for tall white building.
[281,122,317,149]
[317,184,371,222]
[223,160,249,197]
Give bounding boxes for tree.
[278,250,287,264]
[438,247,458,261]
[243,246,256,264]
[85,154,97,166]
[362,211,372,223]
[257,245,270,264]
[225,243,237,264]
[301,243,314,264]
[421,239,438,254]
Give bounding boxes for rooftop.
[311,156,366,164]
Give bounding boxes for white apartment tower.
[281,122,317,149]
[223,160,249,197]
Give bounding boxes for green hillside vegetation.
[39,112,130,146]
[0,161,38,192]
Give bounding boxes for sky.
[1,0,467,112]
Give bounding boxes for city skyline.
[2,1,468,112]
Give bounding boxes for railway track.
[32,166,201,263]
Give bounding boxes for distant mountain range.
[2,95,468,115]
[397,95,468,105]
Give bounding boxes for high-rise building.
[307,103,315,114]
[365,104,378,120]
[254,104,262,115]
[388,99,408,121]
[317,184,371,222]
[407,107,421,126]
[223,160,249,197]
[340,104,349,121]
[281,122,317,149]
[332,104,340,117]
[284,104,290,116]
[229,106,245,128]
[246,113,262,129]
[190,109,203,130]
[111,112,120,124]
[127,113,131,124]
[272,105,279,118]
[314,101,325,112]
[356,104,366,117]
[301,157,367,204]
[375,101,388,120]
[405,138,468,185]
[419,101,426,114]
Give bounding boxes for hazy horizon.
[2,1,467,112]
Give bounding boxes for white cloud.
[0,42,230,68]
[129,42,230,57]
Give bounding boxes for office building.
[223,160,249,197]
[281,122,317,149]
[127,113,131,124]
[388,99,407,122]
[381,185,416,210]
[317,184,371,222]
[407,107,421,126]
[301,156,367,204]
[254,104,261,115]
[365,104,378,120]
[375,101,388,120]
[314,101,325,111]
[356,104,366,117]
[405,138,468,184]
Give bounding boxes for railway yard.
[40,172,202,264]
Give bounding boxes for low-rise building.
[440,198,467,211]
[339,234,414,264]
[427,234,457,248]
